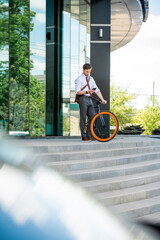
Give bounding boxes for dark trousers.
[78,96,95,138]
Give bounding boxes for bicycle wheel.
[90,111,119,142]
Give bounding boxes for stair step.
[110,196,160,218]
[19,137,160,223]
[65,159,160,181]
[26,139,160,153]
[36,145,160,162]
[80,169,160,193]
[45,152,160,172]
[135,212,160,224]
[95,181,160,205]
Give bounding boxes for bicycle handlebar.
[91,96,106,105]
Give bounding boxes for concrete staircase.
[25,137,160,224]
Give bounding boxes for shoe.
[82,137,90,141]
[89,137,96,141]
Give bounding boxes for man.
[75,63,107,141]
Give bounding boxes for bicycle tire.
[90,111,119,142]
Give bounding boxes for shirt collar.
[82,73,90,80]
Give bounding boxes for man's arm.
[75,78,81,94]
[77,89,95,95]
[75,77,95,95]
[75,78,91,95]
[96,91,107,104]
[92,78,107,104]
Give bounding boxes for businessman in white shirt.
[75,63,107,141]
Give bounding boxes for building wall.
[0,0,147,136]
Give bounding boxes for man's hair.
[83,63,92,70]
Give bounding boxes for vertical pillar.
[91,0,111,136]
[46,0,63,135]
[91,0,110,109]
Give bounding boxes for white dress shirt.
[75,73,100,96]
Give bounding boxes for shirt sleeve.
[92,77,100,93]
[75,78,81,94]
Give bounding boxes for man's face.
[83,68,92,76]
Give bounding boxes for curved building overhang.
[111,0,149,51]
[66,0,149,51]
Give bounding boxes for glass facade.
[0,0,90,136]
[0,0,145,137]
[62,0,90,136]
[9,0,30,135]
[0,0,45,136]
[0,1,9,133]
[30,0,46,136]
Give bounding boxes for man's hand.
[96,91,107,104]
[88,89,95,94]
[102,100,107,104]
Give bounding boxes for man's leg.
[86,99,95,138]
[79,96,88,138]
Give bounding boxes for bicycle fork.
[97,106,106,127]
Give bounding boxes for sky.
[111,0,160,109]
[30,0,46,76]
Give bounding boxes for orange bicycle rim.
[90,111,118,142]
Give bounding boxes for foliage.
[63,116,70,135]
[0,0,45,135]
[110,82,136,130]
[117,125,145,135]
[0,1,8,49]
[132,98,160,135]
[29,76,45,136]
[0,1,9,123]
[9,78,29,131]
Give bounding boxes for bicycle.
[85,97,119,142]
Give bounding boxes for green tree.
[0,0,45,135]
[110,82,136,129]
[0,1,9,124]
[132,97,160,135]
[29,76,45,136]
[9,0,35,132]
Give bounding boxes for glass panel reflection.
[70,0,80,136]
[0,0,9,133]
[86,3,90,63]
[79,0,87,73]
[62,0,90,136]
[9,0,30,135]
[62,103,70,136]
[30,0,46,136]
[62,4,71,136]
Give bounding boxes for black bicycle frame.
[95,103,106,127]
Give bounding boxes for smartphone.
[92,88,96,90]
